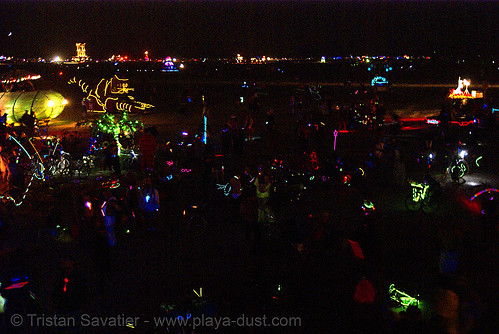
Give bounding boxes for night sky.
[1,0,498,59]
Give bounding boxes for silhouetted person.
[19,110,36,138]
[138,177,160,232]
[138,129,156,173]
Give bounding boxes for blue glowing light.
[371,76,388,86]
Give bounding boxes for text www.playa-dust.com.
[153,314,302,330]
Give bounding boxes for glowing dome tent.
[0,90,67,124]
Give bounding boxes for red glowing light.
[4,281,29,290]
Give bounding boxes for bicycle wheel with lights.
[405,196,422,211]
[450,161,467,182]
[421,194,439,214]
[183,205,208,237]
[188,214,207,237]
[457,160,468,175]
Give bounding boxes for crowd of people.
[0,83,496,333]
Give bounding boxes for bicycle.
[73,155,94,178]
[405,177,441,214]
[34,119,51,139]
[46,150,71,178]
[182,203,208,237]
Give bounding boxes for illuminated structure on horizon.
[72,43,89,62]
[447,77,483,99]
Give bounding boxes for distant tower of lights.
[72,43,89,62]
[144,51,149,61]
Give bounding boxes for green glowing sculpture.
[389,284,419,308]
[94,111,143,152]
[410,182,429,203]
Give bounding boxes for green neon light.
[389,284,419,308]
[475,156,482,167]
[363,199,374,209]
[410,182,429,203]
[451,164,466,178]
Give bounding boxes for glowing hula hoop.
[470,188,499,201]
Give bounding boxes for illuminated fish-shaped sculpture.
[69,75,154,113]
[0,90,68,124]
